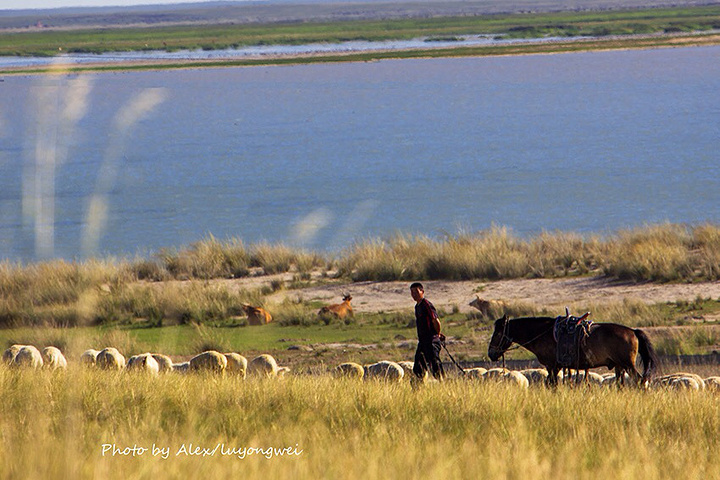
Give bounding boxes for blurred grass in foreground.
[1,370,719,479]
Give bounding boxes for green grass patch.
[2,5,720,57]
[2,295,720,363]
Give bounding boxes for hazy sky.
[3,0,222,11]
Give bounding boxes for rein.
[441,341,466,375]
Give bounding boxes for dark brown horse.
[487,315,658,386]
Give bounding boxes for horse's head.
[488,314,512,361]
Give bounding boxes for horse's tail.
[634,329,659,383]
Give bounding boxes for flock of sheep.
[1,344,289,378]
[336,361,720,390]
[3,343,714,392]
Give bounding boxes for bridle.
[488,318,515,369]
[492,317,550,368]
[498,317,514,350]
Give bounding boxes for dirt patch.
[266,276,720,314]
[146,272,720,314]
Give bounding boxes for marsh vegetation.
[2,6,720,60]
[2,224,720,362]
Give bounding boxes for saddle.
[553,309,593,368]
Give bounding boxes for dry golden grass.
[340,223,720,282]
[2,367,720,479]
[2,223,720,328]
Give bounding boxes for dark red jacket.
[415,298,439,344]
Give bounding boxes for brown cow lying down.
[318,294,353,319]
[242,304,273,325]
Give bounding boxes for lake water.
[1,45,719,262]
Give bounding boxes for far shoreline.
[2,31,720,75]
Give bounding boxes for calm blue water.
[1,45,719,261]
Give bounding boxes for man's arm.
[427,304,444,341]
[432,316,442,336]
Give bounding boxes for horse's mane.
[509,316,556,326]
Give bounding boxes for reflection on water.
[1,45,719,261]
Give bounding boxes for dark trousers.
[413,340,445,380]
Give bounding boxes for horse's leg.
[627,349,644,387]
[616,366,642,387]
[614,366,624,387]
[573,368,585,386]
[617,345,643,387]
[546,368,559,387]
[627,364,643,387]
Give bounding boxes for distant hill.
[2,0,719,30]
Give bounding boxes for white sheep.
[565,370,604,386]
[601,373,618,386]
[363,361,404,382]
[247,354,280,378]
[126,353,160,375]
[14,345,44,369]
[151,353,174,373]
[653,373,706,390]
[463,367,487,381]
[96,347,126,370]
[189,350,227,373]
[587,371,606,385]
[224,353,248,378]
[484,367,510,380]
[396,360,414,377]
[2,344,24,365]
[42,346,67,370]
[396,360,433,382]
[80,349,100,367]
[334,362,365,379]
[601,372,632,386]
[670,376,702,390]
[704,376,720,390]
[519,368,549,385]
[172,362,190,373]
[502,370,530,388]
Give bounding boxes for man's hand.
[434,333,446,343]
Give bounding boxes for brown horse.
[487,315,658,386]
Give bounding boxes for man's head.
[410,282,424,303]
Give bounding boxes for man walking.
[410,282,445,381]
